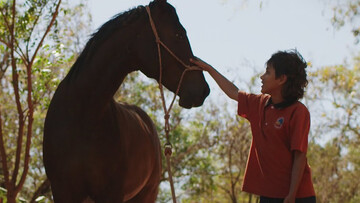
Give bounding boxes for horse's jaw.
[179,99,195,109]
[178,90,209,109]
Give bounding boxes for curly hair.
[266,50,308,102]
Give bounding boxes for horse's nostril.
[203,87,210,98]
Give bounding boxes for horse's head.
[135,0,209,109]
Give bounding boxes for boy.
[190,50,316,203]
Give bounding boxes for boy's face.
[260,65,286,96]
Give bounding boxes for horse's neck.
[65,29,139,107]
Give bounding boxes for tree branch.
[0,106,10,188]
[25,5,44,61]
[9,0,27,191]
[0,37,10,48]
[0,52,10,79]
[14,39,29,66]
[218,184,231,196]
[0,5,12,39]
[16,0,62,193]
[29,0,62,68]
[29,178,51,203]
[227,138,234,185]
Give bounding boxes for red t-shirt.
[238,92,315,198]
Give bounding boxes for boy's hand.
[283,195,295,203]
[190,56,239,101]
[189,57,213,72]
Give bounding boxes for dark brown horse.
[43,0,209,202]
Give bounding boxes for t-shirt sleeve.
[238,91,264,120]
[238,91,250,118]
[289,105,310,152]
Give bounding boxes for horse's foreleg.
[82,197,95,203]
[124,153,161,203]
[51,181,87,203]
[123,181,159,203]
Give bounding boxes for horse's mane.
[65,2,177,80]
[90,6,145,46]
[66,5,146,78]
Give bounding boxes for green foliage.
[305,59,360,202]
[0,0,91,202]
[332,0,360,42]
[308,63,360,142]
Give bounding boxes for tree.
[214,115,252,203]
[172,72,261,203]
[0,1,61,202]
[331,0,360,43]
[178,103,254,203]
[0,0,91,202]
[306,63,360,203]
[301,1,360,202]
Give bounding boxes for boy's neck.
[270,94,284,105]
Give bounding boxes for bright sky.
[86,0,358,96]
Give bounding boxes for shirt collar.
[265,98,296,109]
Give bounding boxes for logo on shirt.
[274,117,284,129]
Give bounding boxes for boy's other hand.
[190,57,213,72]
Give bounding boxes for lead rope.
[145,6,201,203]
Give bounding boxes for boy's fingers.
[190,56,202,62]
[189,58,199,65]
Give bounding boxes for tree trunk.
[6,190,17,203]
[248,193,252,203]
[231,195,238,203]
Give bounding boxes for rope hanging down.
[145,6,201,203]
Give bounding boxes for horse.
[43,0,210,202]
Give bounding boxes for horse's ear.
[155,0,167,3]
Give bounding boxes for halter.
[145,6,201,203]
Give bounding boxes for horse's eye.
[175,33,185,40]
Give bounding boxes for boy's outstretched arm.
[190,58,239,101]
